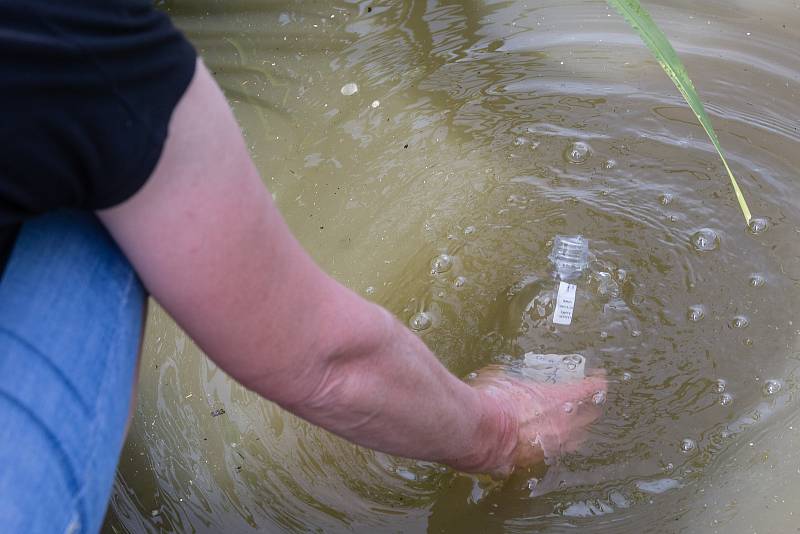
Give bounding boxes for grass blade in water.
[606,0,752,223]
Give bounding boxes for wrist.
[447,388,520,476]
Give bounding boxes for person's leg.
[0,210,145,534]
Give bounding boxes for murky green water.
[105,1,800,532]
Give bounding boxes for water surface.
[105,1,800,532]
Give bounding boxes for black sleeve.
[0,0,197,225]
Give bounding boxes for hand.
[468,365,607,477]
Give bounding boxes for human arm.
[98,60,604,474]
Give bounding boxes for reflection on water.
[105,1,800,532]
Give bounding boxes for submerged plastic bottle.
[547,235,589,326]
[548,235,590,282]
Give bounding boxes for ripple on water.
[690,228,720,252]
[564,141,591,164]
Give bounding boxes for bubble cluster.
[690,228,720,252]
[409,312,432,331]
[687,304,705,322]
[564,141,591,164]
[762,379,782,396]
[730,315,750,329]
[747,217,769,235]
[719,392,734,406]
[680,438,696,453]
[564,355,583,371]
[430,254,453,274]
[748,273,766,288]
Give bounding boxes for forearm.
[98,60,518,474]
[257,295,518,471]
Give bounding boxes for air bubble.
[409,312,432,331]
[691,228,720,252]
[365,286,375,295]
[763,379,782,396]
[514,136,527,146]
[747,217,769,235]
[603,159,617,170]
[464,225,476,236]
[564,141,591,164]
[631,330,642,338]
[659,193,673,206]
[687,305,705,322]
[749,273,766,288]
[622,372,632,382]
[563,355,582,370]
[592,391,607,406]
[454,276,466,288]
[680,438,696,453]
[430,254,453,274]
[730,315,750,329]
[719,392,734,406]
[563,402,575,413]
[715,379,727,393]
[467,372,478,380]
[340,82,358,96]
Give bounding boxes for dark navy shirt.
[0,1,196,269]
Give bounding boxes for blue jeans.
[0,211,145,534]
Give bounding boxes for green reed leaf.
[607,0,752,223]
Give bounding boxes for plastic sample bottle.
[547,235,589,325]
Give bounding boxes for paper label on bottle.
[553,282,576,325]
